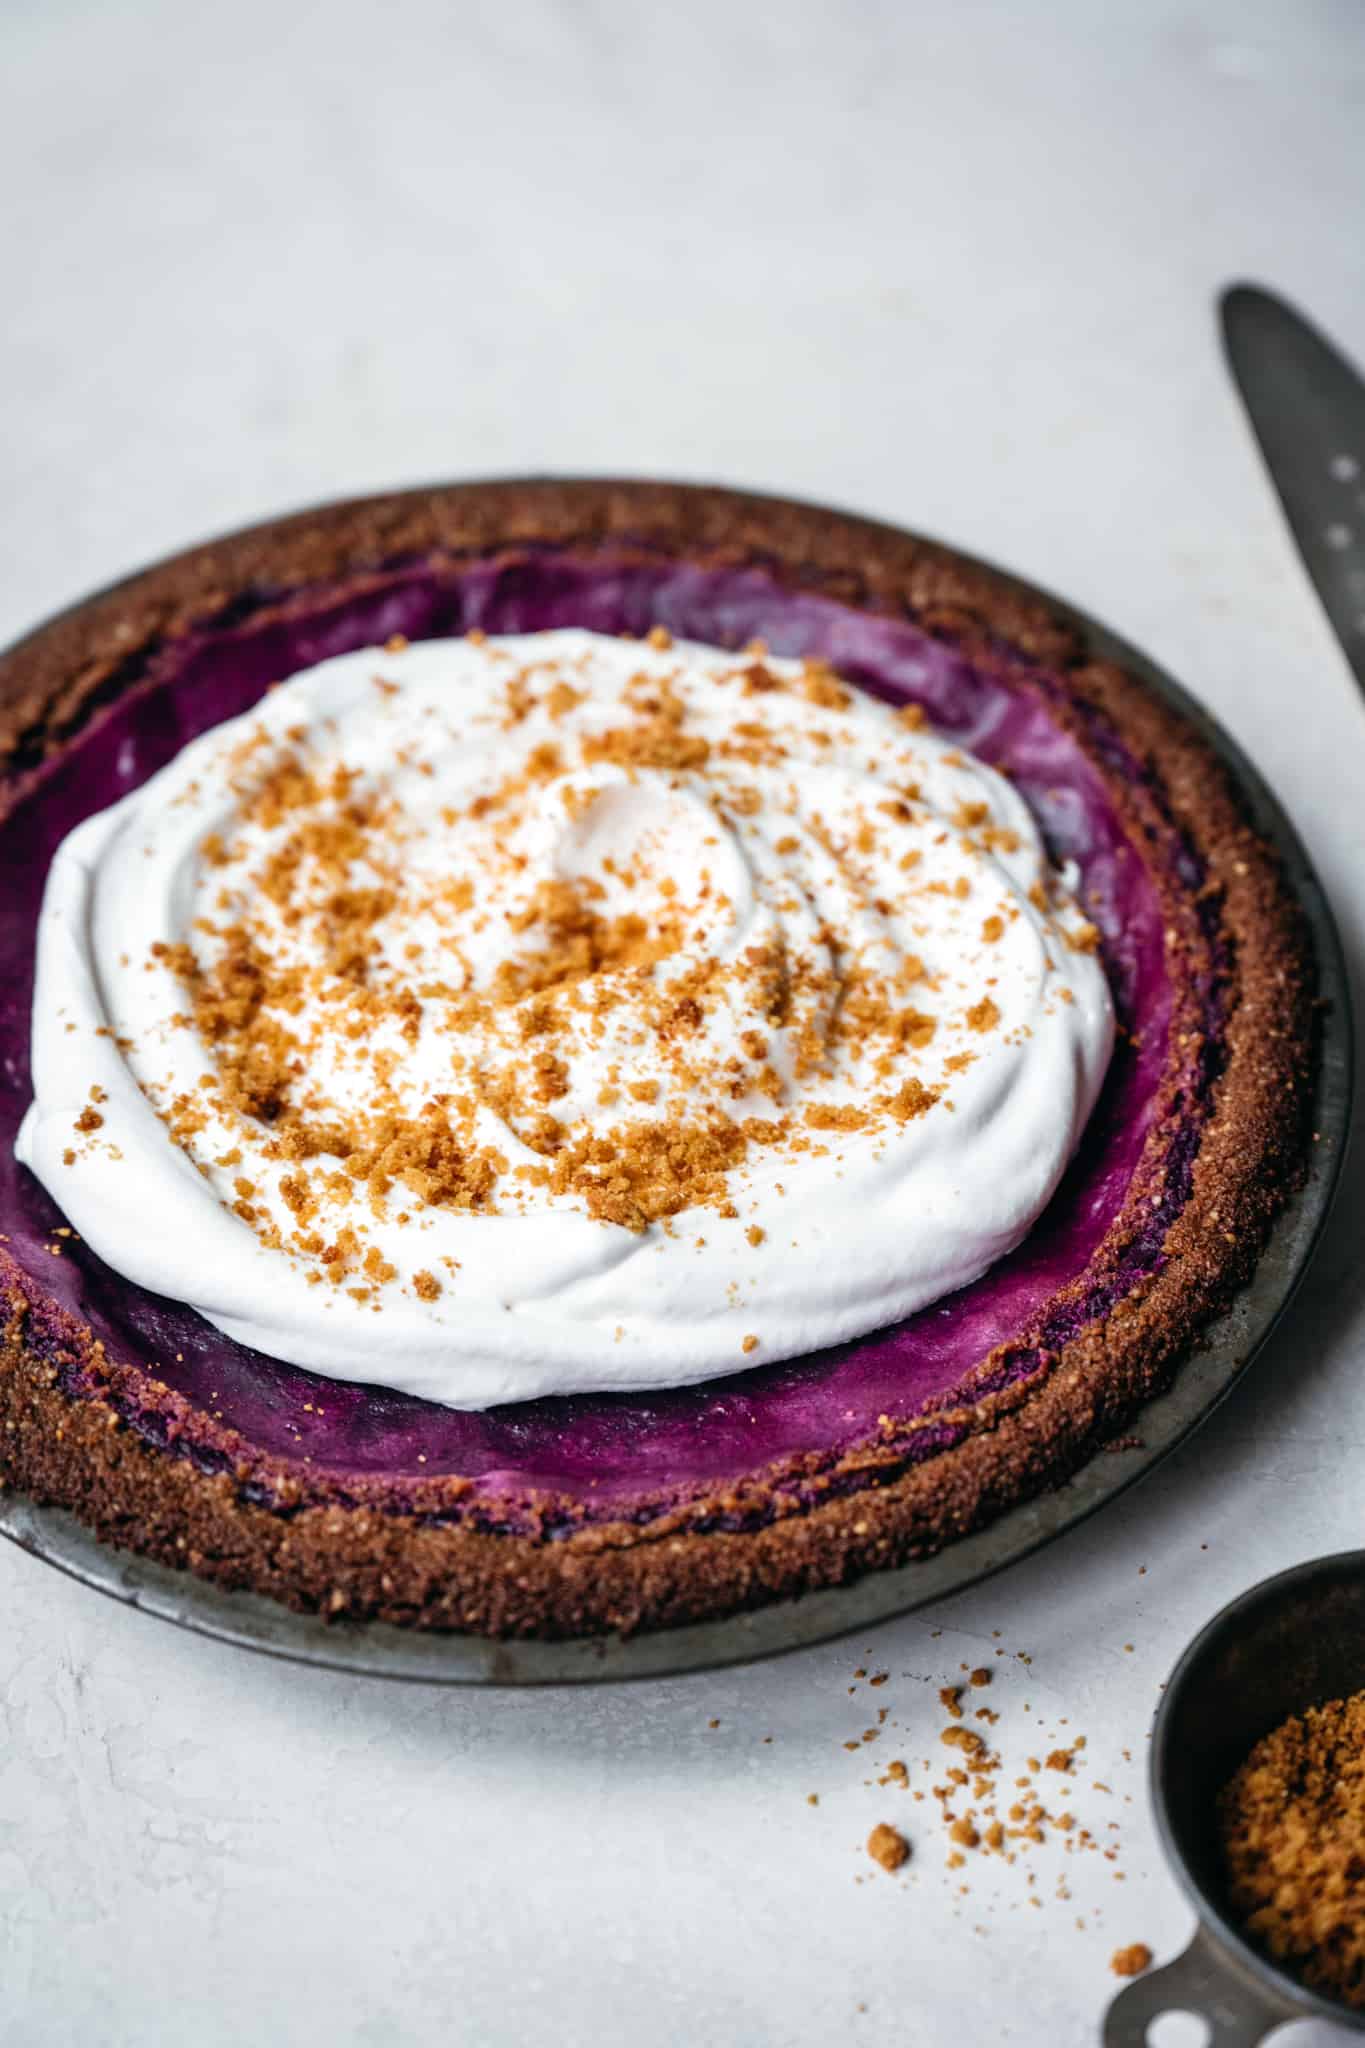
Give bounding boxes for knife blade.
[1220,282,1365,697]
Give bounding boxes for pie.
[0,482,1315,1637]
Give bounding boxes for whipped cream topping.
[18,628,1113,1409]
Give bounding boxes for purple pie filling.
[0,551,1210,1528]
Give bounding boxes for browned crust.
[0,480,1317,1636]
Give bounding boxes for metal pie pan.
[0,484,1352,1684]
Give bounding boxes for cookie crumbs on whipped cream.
[19,628,1112,1408]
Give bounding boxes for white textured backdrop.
[2,2,1364,2042]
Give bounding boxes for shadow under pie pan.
[0,478,1350,1684]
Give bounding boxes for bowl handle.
[1103,1925,1304,2046]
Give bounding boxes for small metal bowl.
[1106,1551,1365,2044]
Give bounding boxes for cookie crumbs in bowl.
[1108,1943,1152,1978]
[1219,1688,1365,2009]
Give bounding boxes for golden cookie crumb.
[867,1823,911,1872]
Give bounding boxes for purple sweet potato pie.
[0,482,1314,1636]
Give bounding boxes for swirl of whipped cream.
[18,629,1113,1408]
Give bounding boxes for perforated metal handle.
[1104,1926,1301,2047]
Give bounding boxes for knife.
[1220,283,1365,697]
